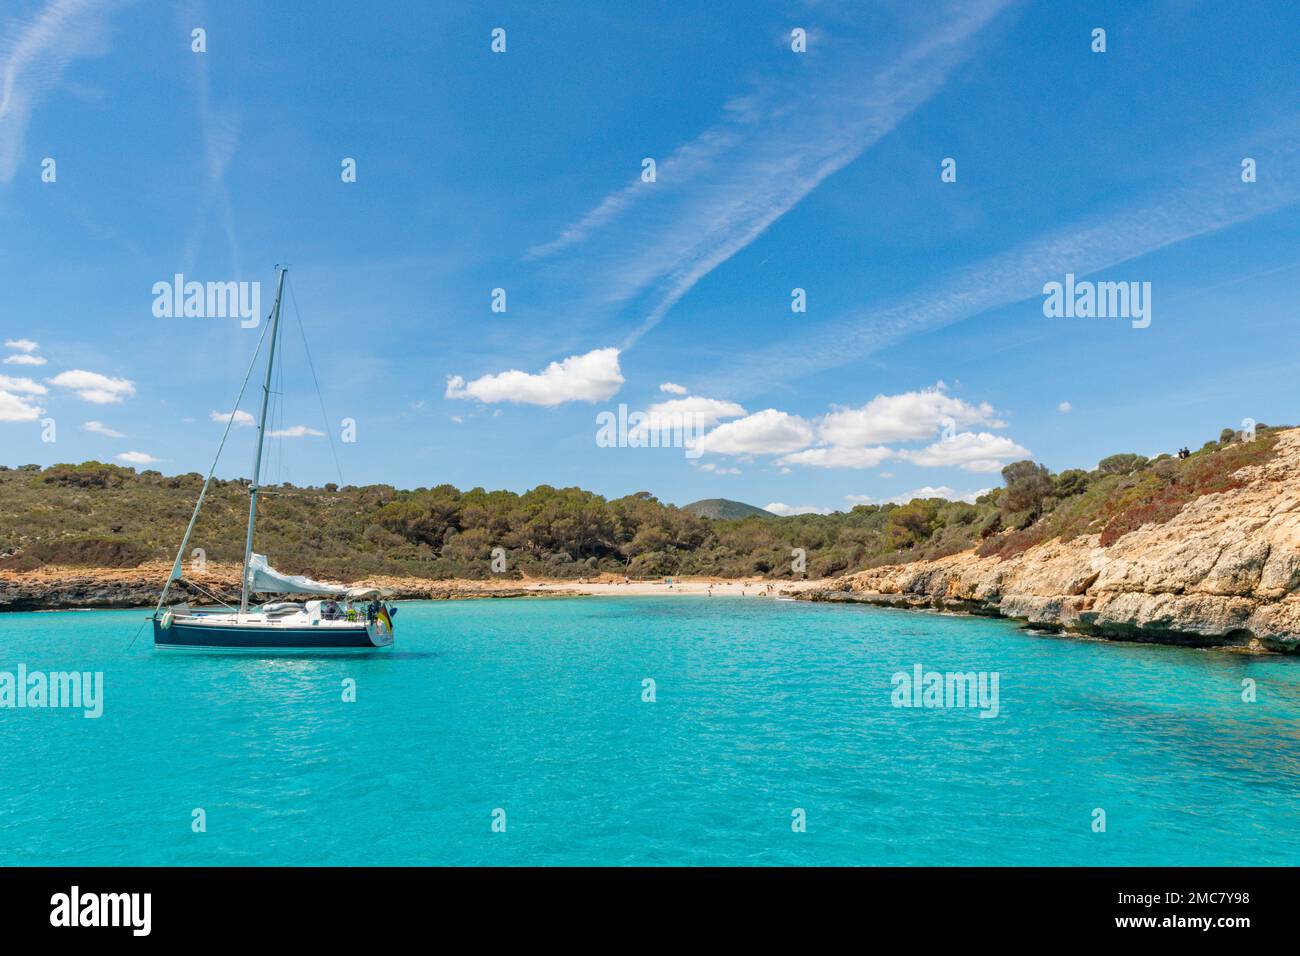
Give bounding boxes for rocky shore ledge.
[0,563,582,612]
[802,429,1300,654]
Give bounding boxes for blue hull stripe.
[154,620,381,649]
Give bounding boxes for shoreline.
[6,562,1299,656]
[795,428,1300,656]
[800,588,1293,654]
[4,563,1293,655]
[0,563,832,612]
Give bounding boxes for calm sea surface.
[2,597,1297,866]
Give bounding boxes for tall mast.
[239,266,288,615]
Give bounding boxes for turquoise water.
[2,597,1298,866]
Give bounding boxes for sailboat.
[151,267,396,650]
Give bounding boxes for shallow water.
[1,597,1297,866]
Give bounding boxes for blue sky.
[1,0,1297,513]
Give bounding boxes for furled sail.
[248,553,348,595]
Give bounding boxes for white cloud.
[817,385,1003,446]
[899,432,1031,473]
[116,451,158,465]
[847,486,992,506]
[645,396,745,425]
[675,385,1027,475]
[698,462,741,475]
[1057,401,1072,414]
[0,0,116,183]
[694,409,814,456]
[0,391,43,422]
[48,369,135,404]
[630,396,746,442]
[764,502,832,516]
[83,420,124,438]
[446,347,624,406]
[180,17,243,288]
[267,425,324,438]
[210,409,254,426]
[0,374,46,395]
[778,445,895,470]
[713,119,1300,395]
[528,2,1013,347]
[658,382,688,395]
[3,339,44,366]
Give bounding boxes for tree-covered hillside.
[0,425,1282,581]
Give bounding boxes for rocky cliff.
[805,429,1300,653]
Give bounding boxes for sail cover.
[248,553,348,595]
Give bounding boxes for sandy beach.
[0,562,834,611]
[525,576,831,598]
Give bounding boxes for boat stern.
[366,616,395,647]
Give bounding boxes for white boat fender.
[159,611,173,630]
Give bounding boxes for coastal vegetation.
[0,425,1282,582]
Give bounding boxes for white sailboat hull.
[154,609,393,650]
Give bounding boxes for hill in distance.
[0,423,1281,583]
[681,498,775,520]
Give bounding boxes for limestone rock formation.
[808,429,1300,652]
